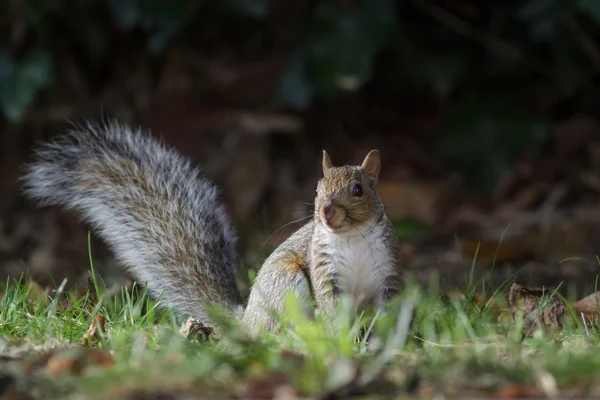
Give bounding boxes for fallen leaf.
[179,317,214,342]
[42,347,115,377]
[81,314,106,345]
[573,291,600,324]
[508,283,565,336]
[0,388,33,400]
[279,348,305,363]
[495,383,541,399]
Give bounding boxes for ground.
[1,260,600,399]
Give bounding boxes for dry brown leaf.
[0,389,33,400]
[508,283,565,336]
[573,291,600,324]
[279,348,305,363]
[495,383,542,399]
[81,314,106,346]
[179,317,214,342]
[42,347,115,377]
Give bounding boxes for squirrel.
[20,121,403,338]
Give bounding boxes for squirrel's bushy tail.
[21,120,244,325]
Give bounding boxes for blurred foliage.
[1,0,600,190]
[434,94,549,191]
[278,0,397,106]
[0,50,53,123]
[394,218,432,240]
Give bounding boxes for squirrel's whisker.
[354,219,378,236]
[258,215,313,253]
[347,220,378,257]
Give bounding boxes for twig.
[582,312,590,336]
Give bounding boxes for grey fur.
[241,222,315,336]
[21,121,243,327]
[21,121,403,337]
[242,158,403,335]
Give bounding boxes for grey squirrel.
[21,121,403,337]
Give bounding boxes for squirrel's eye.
[315,188,318,196]
[352,184,363,197]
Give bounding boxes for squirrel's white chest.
[321,225,391,305]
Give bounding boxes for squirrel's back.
[21,121,243,324]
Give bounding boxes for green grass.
[1,269,600,400]
[1,232,600,398]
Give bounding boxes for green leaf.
[394,218,432,240]
[0,51,54,123]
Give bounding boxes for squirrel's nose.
[322,204,336,222]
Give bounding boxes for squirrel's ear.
[322,150,333,174]
[361,150,381,179]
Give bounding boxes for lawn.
[1,247,600,399]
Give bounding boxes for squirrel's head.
[314,149,383,235]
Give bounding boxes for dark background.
[2,0,600,299]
